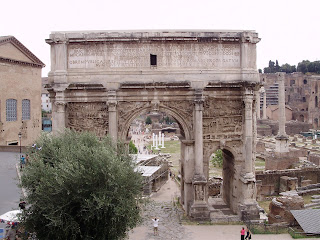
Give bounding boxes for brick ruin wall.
[257,119,311,136]
[256,168,320,196]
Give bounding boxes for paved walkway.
[0,152,22,230]
[128,178,315,240]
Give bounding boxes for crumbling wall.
[268,196,304,225]
[256,168,320,195]
[265,150,307,170]
[309,154,320,166]
[257,119,311,136]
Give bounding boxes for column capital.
[194,89,204,109]
[107,100,117,111]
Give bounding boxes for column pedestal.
[190,175,210,220]
[275,135,289,152]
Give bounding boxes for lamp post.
[18,132,22,159]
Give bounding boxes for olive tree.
[20,130,143,240]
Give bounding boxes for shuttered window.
[6,99,17,121]
[22,99,30,120]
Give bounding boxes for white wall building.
[41,77,51,112]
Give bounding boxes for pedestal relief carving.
[66,102,108,137]
[117,101,150,135]
[195,184,205,201]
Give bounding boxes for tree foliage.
[145,116,152,125]
[263,60,296,74]
[211,149,223,168]
[20,130,143,240]
[129,140,138,154]
[297,60,320,74]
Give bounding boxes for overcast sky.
[1,0,319,76]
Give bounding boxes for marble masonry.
[46,30,261,220]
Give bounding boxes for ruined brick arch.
[118,104,193,141]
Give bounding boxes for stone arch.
[118,103,193,141]
[204,142,239,212]
[299,114,305,122]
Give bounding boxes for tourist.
[240,227,246,240]
[20,155,26,169]
[152,217,159,236]
[245,227,252,239]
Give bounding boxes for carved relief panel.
[162,100,194,133]
[117,101,150,135]
[203,98,243,140]
[67,102,108,137]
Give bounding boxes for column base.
[239,202,261,221]
[275,135,289,152]
[190,202,210,220]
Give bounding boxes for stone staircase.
[208,198,241,223]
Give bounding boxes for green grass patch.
[302,195,313,205]
[251,225,288,234]
[258,199,272,214]
[148,140,181,175]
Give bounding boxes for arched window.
[304,79,307,84]
[300,115,305,122]
[6,99,17,121]
[316,96,318,108]
[22,99,30,120]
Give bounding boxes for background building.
[41,77,52,112]
[260,73,320,129]
[0,36,45,146]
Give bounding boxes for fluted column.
[278,73,286,136]
[190,89,209,220]
[107,91,117,142]
[194,90,205,178]
[244,91,254,179]
[256,89,261,119]
[275,72,289,152]
[52,101,66,134]
[262,87,267,119]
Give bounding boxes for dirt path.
[128,178,314,240]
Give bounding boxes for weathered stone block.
[268,196,304,225]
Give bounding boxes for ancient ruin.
[46,30,261,220]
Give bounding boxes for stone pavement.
[0,152,22,229]
[128,178,315,240]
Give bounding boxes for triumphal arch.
[46,30,261,220]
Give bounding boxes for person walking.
[245,227,252,240]
[240,227,246,240]
[152,217,159,236]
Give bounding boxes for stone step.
[311,195,320,199]
[304,202,320,208]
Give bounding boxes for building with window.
[0,36,45,146]
[260,73,320,129]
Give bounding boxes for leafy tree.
[129,140,138,154]
[275,60,280,72]
[164,116,175,124]
[280,63,296,73]
[297,60,310,74]
[20,130,143,240]
[211,149,223,168]
[145,116,152,125]
[258,69,262,73]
